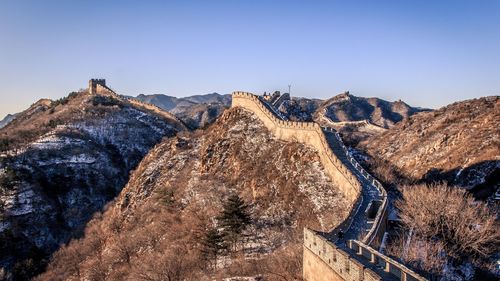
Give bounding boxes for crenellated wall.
[303,228,381,281]
[231,91,425,281]
[303,228,426,281]
[232,91,361,204]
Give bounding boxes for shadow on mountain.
[0,141,144,280]
[421,160,499,200]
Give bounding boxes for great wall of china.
[86,79,427,280]
[232,91,427,281]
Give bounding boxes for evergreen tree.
[201,227,226,269]
[217,194,251,249]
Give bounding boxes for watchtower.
[88,79,106,95]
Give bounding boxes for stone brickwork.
[231,91,426,281]
[303,229,426,281]
[88,79,107,95]
[232,91,361,204]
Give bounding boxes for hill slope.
[0,90,185,279]
[133,93,231,129]
[37,107,350,280]
[274,92,427,144]
[0,114,17,129]
[315,92,427,128]
[360,96,499,198]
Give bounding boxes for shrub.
[91,96,122,107]
[389,183,500,275]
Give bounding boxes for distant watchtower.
[88,79,106,95]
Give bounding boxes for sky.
[0,0,499,118]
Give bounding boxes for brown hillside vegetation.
[0,90,186,280]
[37,107,351,280]
[387,183,499,278]
[0,91,185,151]
[360,96,499,196]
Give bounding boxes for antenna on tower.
[288,84,291,95]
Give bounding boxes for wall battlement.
[304,228,426,281]
[232,91,361,203]
[89,79,107,95]
[231,91,426,281]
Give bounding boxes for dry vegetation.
[37,107,351,280]
[0,90,186,280]
[361,96,499,190]
[387,184,499,278]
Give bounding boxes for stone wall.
[232,91,361,204]
[303,228,382,281]
[303,229,426,281]
[89,79,106,95]
[231,91,424,281]
[95,84,116,96]
[348,240,427,281]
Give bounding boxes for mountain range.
[0,86,498,280]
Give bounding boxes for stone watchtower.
[88,79,106,95]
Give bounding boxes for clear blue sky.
[1,0,499,118]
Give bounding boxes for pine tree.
[217,194,252,250]
[201,227,226,269]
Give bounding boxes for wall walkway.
[231,92,426,281]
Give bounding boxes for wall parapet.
[329,129,388,245]
[304,228,427,281]
[87,79,186,130]
[347,240,427,281]
[232,91,362,204]
[231,91,420,281]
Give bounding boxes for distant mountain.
[182,92,231,105]
[314,92,429,128]
[0,90,185,279]
[0,113,17,129]
[132,93,231,129]
[360,96,499,199]
[274,92,428,144]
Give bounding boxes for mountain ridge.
[0,89,186,279]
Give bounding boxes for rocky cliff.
[36,107,351,280]
[0,91,185,280]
